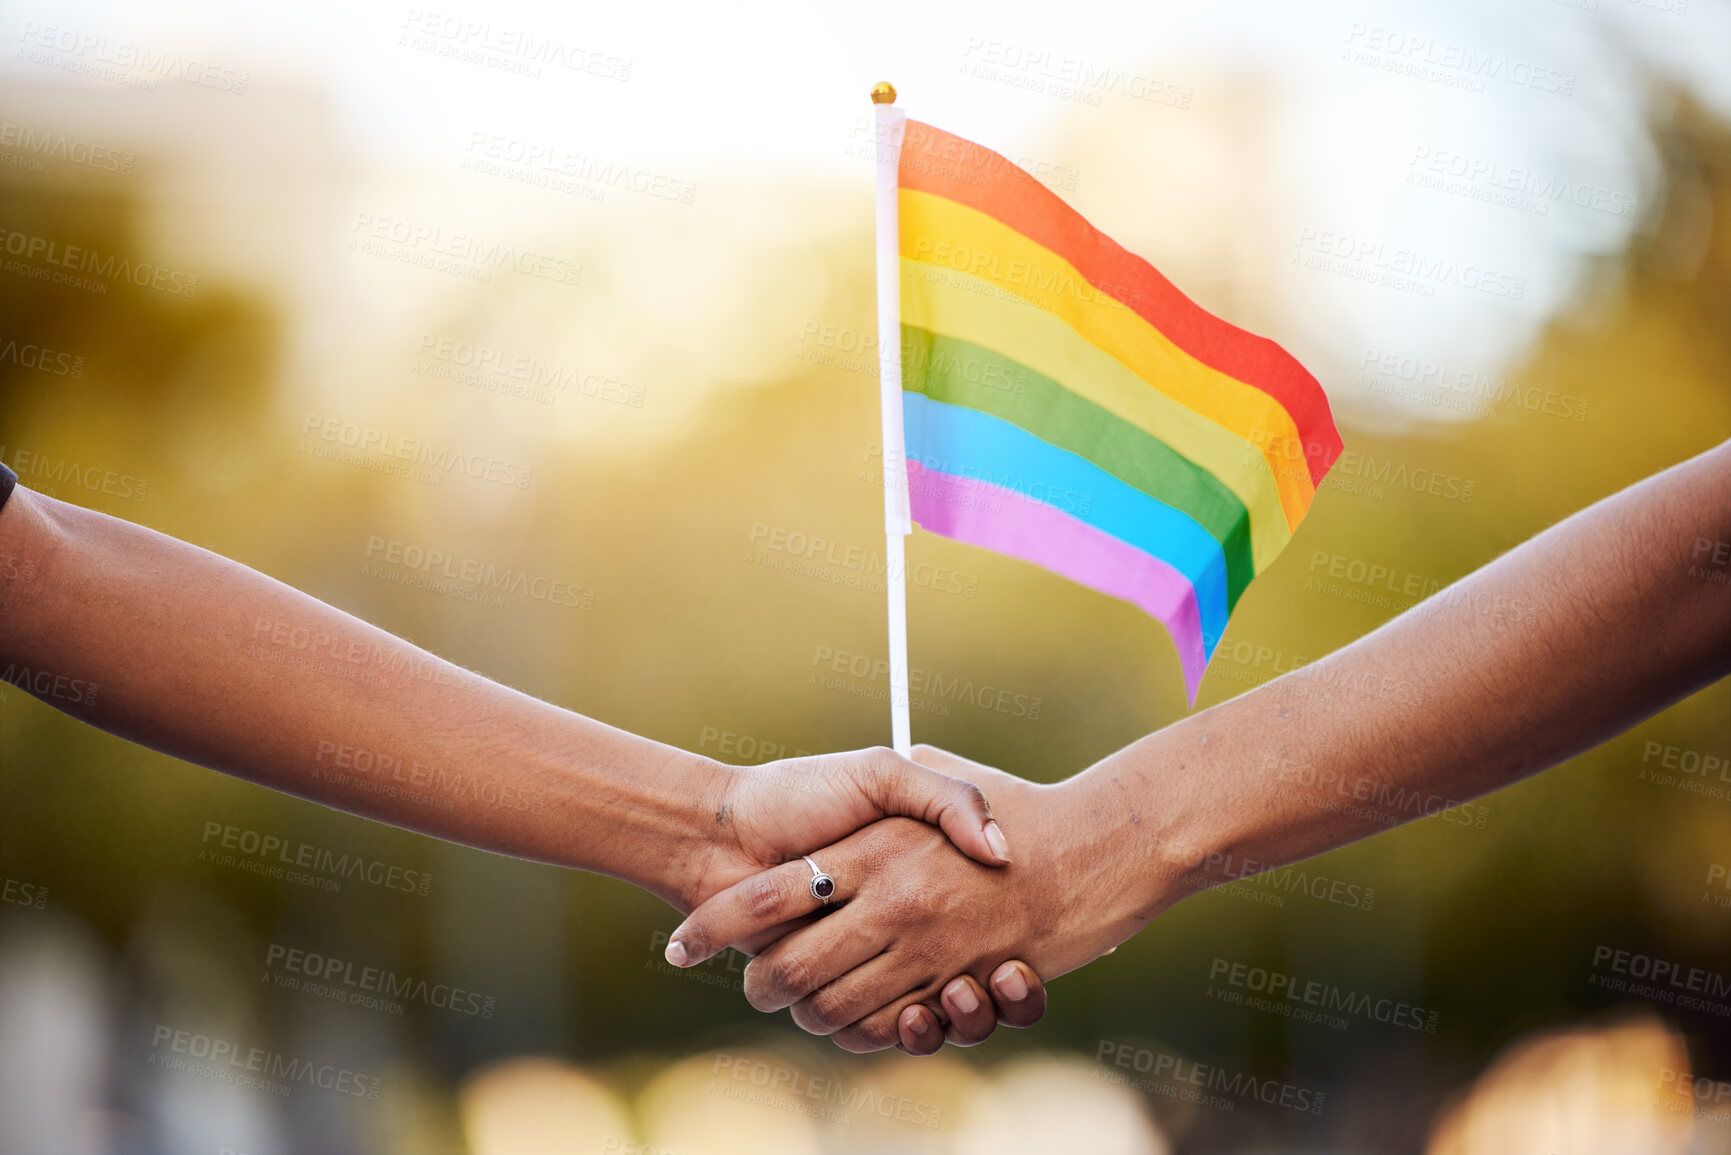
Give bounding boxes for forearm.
[1086,440,1731,915]
[0,488,725,906]
[678,441,1728,1042]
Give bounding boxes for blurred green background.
[1,4,1729,1152]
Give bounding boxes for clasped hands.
[664,743,1177,1055]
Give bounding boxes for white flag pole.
[871,83,912,756]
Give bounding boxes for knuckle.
[745,874,791,921]
[790,998,835,1036]
[897,888,934,922]
[877,756,912,796]
[742,958,788,1011]
[833,1019,897,1053]
[858,1018,900,1051]
[855,745,896,777]
[766,953,814,1003]
[803,987,851,1035]
[742,970,774,1011]
[789,999,834,1036]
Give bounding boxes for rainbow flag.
[892,120,1342,702]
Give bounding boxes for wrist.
[1040,743,1227,956]
[533,718,735,911]
[1066,721,1255,912]
[643,750,737,913]
[1048,775,1172,947]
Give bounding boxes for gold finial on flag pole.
[870,82,897,104]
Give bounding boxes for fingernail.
[983,821,1011,863]
[996,966,1028,1002]
[907,1010,931,1036]
[948,980,980,1015]
[665,940,690,968]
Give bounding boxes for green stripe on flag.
[901,325,1255,610]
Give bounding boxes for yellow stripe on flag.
[902,257,1299,559]
[901,188,1315,526]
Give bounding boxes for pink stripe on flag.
[906,461,1208,703]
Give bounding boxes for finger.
[666,858,843,968]
[990,960,1048,1029]
[733,911,824,959]
[878,963,1048,1053]
[848,748,1010,866]
[897,1004,946,1056]
[940,974,997,1046]
[835,987,936,1054]
[789,943,935,1037]
[746,905,888,1015]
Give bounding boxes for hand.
[895,960,1048,1055]
[665,746,1012,932]
[667,746,1168,1051]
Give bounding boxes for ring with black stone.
[803,855,836,903]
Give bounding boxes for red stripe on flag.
[899,119,1342,487]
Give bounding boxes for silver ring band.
[803,856,836,903]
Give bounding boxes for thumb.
[850,748,1011,866]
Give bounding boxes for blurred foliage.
[1,87,1729,1155]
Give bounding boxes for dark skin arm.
[670,438,1731,1052]
[0,486,1017,916]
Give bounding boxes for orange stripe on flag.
[898,119,1341,489]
